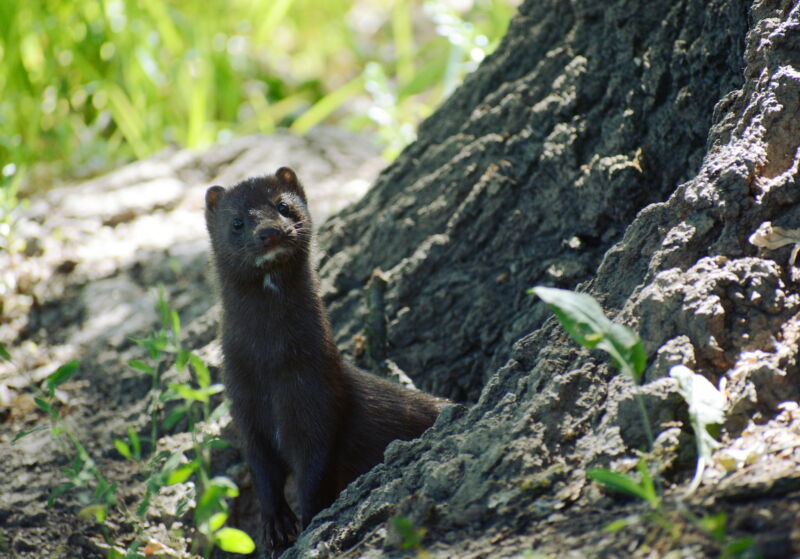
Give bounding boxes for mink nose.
[258,228,282,248]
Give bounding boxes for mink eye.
[276,202,291,217]
[232,218,244,232]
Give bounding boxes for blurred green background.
[0,0,517,196]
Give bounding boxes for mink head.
[205,167,312,286]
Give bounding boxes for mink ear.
[206,186,225,211]
[275,167,307,203]
[276,167,298,186]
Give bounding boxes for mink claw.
[263,511,301,558]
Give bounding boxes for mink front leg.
[295,442,338,528]
[248,449,298,557]
[244,436,299,556]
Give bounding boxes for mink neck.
[218,254,335,360]
[222,255,314,301]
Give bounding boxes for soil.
[3,0,800,558]
[0,129,384,558]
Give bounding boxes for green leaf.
[604,517,634,533]
[66,433,90,461]
[669,365,725,460]
[114,439,133,460]
[94,479,117,507]
[12,425,47,443]
[390,515,425,550]
[48,482,76,506]
[176,493,191,517]
[209,476,239,497]
[78,503,107,523]
[203,437,229,450]
[290,75,364,135]
[531,287,646,382]
[162,406,186,430]
[208,511,228,532]
[398,58,446,98]
[206,384,225,397]
[157,284,170,329]
[156,452,185,486]
[171,309,181,341]
[175,349,190,371]
[170,382,223,403]
[189,353,211,388]
[46,360,79,396]
[0,344,11,361]
[587,467,658,508]
[128,360,155,377]
[160,386,181,402]
[128,426,141,460]
[104,83,148,158]
[132,333,167,360]
[170,383,208,402]
[635,458,658,507]
[722,537,755,558]
[208,400,230,423]
[166,461,198,485]
[195,477,239,525]
[34,397,57,419]
[214,527,256,554]
[699,512,727,543]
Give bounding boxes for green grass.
[15,287,253,557]
[0,0,516,191]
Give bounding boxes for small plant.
[195,477,256,555]
[530,286,753,558]
[669,365,726,495]
[390,515,427,552]
[118,285,251,557]
[530,286,651,446]
[587,457,659,511]
[698,513,755,559]
[14,360,118,532]
[14,286,253,557]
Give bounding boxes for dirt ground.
[0,129,385,558]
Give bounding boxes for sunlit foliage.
[0,0,516,189]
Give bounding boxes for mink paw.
[264,509,300,558]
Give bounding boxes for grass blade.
[114,439,133,460]
[290,75,365,135]
[587,468,651,503]
[46,360,80,395]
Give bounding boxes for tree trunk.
[288,0,800,556]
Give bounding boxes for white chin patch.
[263,273,278,293]
[255,247,289,268]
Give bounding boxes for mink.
[205,167,444,556]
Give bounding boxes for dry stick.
[364,268,389,377]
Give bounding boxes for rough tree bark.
[283,0,800,557]
[319,0,749,403]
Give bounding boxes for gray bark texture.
[283,0,800,557]
[319,0,749,403]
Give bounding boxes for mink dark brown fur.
[205,168,444,556]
